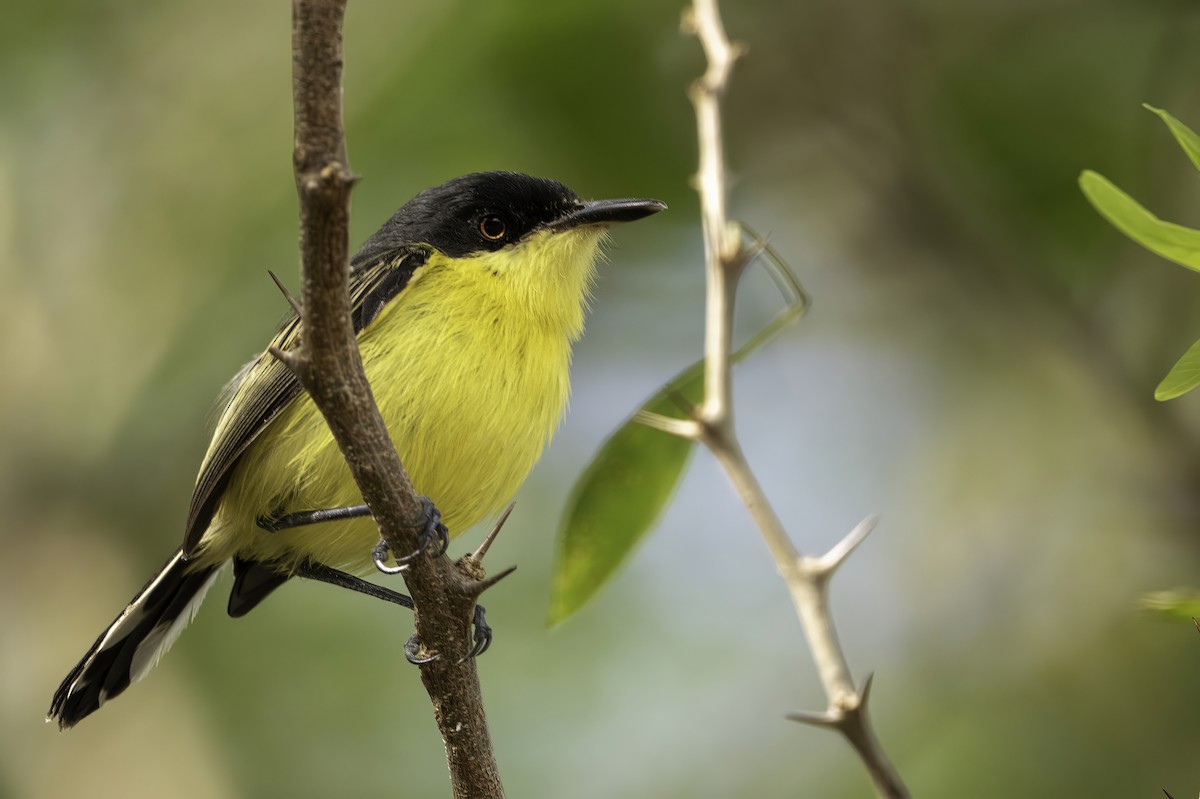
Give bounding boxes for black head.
[352,171,665,267]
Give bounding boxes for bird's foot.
[373,496,450,575]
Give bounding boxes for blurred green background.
[4,0,1200,796]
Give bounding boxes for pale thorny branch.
[679,0,910,796]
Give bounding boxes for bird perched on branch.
[49,171,665,729]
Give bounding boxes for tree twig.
[288,2,505,796]
[681,0,910,795]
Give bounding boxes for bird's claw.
[372,496,450,575]
[465,604,493,660]
[403,604,493,667]
[372,538,406,574]
[404,634,440,665]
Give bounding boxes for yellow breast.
[195,229,600,575]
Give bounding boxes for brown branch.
[289,2,504,796]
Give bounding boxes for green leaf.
[547,366,702,626]
[1143,104,1200,174]
[548,223,812,625]
[1078,170,1200,272]
[1155,338,1200,401]
[1141,589,1200,623]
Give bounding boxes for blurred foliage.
[1142,589,1200,623]
[5,1,1200,798]
[1158,338,1200,402]
[1082,105,1200,400]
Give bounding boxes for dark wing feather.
[181,248,427,556]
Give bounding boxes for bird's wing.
[182,248,427,556]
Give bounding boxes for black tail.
[48,549,222,730]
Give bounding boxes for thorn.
[786,709,841,729]
[816,514,878,576]
[268,270,303,317]
[860,672,875,704]
[473,565,517,597]
[470,503,515,564]
[268,345,299,373]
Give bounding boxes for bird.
[48,171,666,729]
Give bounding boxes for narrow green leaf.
[1079,170,1200,272]
[1141,589,1200,623]
[1155,338,1200,401]
[1143,104,1200,174]
[547,367,702,626]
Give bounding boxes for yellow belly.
[192,265,574,575]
